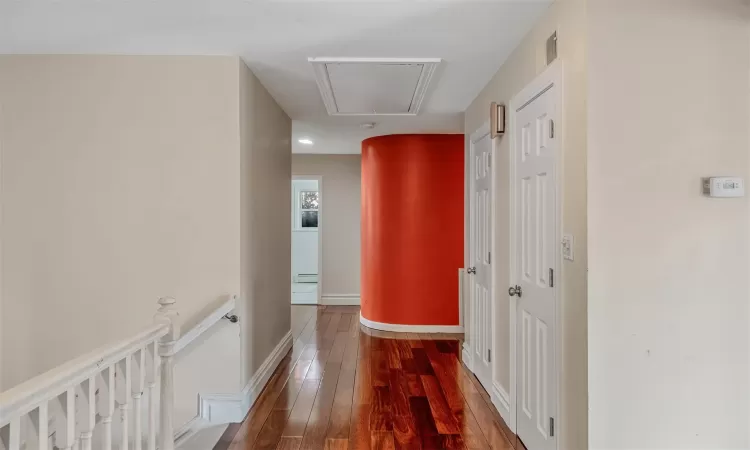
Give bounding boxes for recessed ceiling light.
[298,138,314,145]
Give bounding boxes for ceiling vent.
[308,57,441,116]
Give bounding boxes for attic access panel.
[308,57,441,116]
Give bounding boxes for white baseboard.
[359,313,464,333]
[197,330,294,424]
[462,343,473,371]
[491,381,513,430]
[321,294,360,305]
[175,416,208,447]
[241,329,294,412]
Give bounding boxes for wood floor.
[214,306,520,450]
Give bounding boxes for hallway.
[214,306,517,450]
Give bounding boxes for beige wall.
[0,55,242,389]
[464,0,588,448]
[587,1,750,448]
[292,155,361,297]
[239,62,292,383]
[0,56,292,400]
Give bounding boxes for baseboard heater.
[295,273,318,283]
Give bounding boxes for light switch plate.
[562,234,574,261]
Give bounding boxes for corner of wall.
[238,62,292,387]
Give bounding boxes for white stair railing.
[0,297,180,450]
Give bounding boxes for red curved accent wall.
[361,134,464,326]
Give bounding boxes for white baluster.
[154,297,180,450]
[101,365,115,450]
[58,388,76,450]
[37,402,49,450]
[80,376,96,450]
[9,417,21,450]
[119,355,132,450]
[133,348,146,450]
[147,340,158,450]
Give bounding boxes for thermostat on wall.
[703,177,745,198]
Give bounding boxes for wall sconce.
[490,102,506,138]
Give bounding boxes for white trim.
[360,313,464,334]
[0,322,169,425]
[462,342,473,372]
[508,58,563,439]
[292,175,323,305]
[308,57,441,116]
[242,330,294,412]
[198,393,244,425]
[197,330,293,424]
[469,121,491,144]
[321,294,361,306]
[458,268,466,329]
[491,381,512,426]
[174,416,208,447]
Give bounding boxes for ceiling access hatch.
[308,57,441,116]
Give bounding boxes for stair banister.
[0,297,180,450]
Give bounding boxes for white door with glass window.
[513,82,558,450]
[469,126,493,391]
[291,179,319,291]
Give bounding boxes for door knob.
[467,267,477,275]
[508,285,522,297]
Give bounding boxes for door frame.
[508,59,563,441]
[292,174,323,305]
[465,120,496,383]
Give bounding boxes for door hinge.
[488,152,491,167]
[488,252,491,264]
[488,349,491,362]
[550,417,555,437]
[549,268,554,287]
[550,120,555,139]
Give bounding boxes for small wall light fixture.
[490,102,506,138]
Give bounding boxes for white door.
[514,84,558,450]
[469,126,492,390]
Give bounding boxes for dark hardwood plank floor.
[216,306,518,450]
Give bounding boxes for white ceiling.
[0,0,552,154]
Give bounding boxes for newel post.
[154,297,180,450]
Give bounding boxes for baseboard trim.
[321,294,360,305]
[359,313,464,333]
[462,344,473,371]
[174,415,208,446]
[491,381,512,425]
[241,330,294,413]
[490,381,520,448]
[197,330,294,424]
